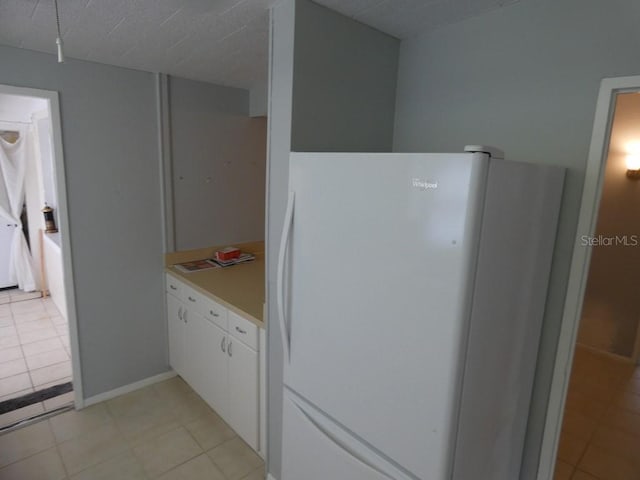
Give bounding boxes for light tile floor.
[0,376,265,480]
[555,345,640,480]
[0,289,73,427]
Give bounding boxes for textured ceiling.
[318,0,521,40]
[0,0,521,91]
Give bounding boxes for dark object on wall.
[42,205,58,233]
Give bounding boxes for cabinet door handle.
[235,326,247,334]
[170,285,177,290]
[210,310,219,317]
[178,306,183,321]
[188,296,196,303]
[183,309,188,323]
[228,340,233,357]
[221,336,226,353]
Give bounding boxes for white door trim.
[537,75,640,480]
[0,83,84,408]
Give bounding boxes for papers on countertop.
[174,253,256,273]
[174,259,219,273]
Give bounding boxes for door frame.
[537,74,640,479]
[0,83,84,408]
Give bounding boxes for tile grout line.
[1,297,72,421]
[1,377,264,479]
[57,411,130,478]
[573,395,615,470]
[126,388,195,479]
[108,383,231,479]
[0,408,70,473]
[567,351,640,478]
[19,301,52,391]
[54,441,71,480]
[144,435,205,479]
[10,303,33,397]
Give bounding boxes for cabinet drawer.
[229,310,258,350]
[182,287,202,310]
[166,274,183,297]
[202,296,228,330]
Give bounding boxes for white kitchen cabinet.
[182,308,207,399]
[167,290,200,389]
[166,275,183,297]
[165,272,262,453]
[227,333,259,449]
[195,315,229,421]
[229,310,258,350]
[166,292,186,378]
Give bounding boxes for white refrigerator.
[277,147,565,480]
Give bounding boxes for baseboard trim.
[83,370,177,407]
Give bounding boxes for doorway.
[0,85,82,428]
[539,76,640,479]
[553,89,640,477]
[576,92,640,363]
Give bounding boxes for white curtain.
[0,132,37,292]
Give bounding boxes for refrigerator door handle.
[290,398,395,480]
[277,191,295,363]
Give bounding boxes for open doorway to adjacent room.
[541,78,640,480]
[0,85,81,429]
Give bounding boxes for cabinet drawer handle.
[235,326,247,334]
[188,296,196,303]
[228,340,232,357]
[178,306,183,321]
[183,309,188,323]
[170,285,177,290]
[210,310,220,317]
[221,337,226,353]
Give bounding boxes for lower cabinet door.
[167,293,185,378]
[193,316,229,421]
[227,337,259,450]
[179,307,200,389]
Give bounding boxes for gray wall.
[170,77,267,250]
[266,1,399,477]
[0,45,166,397]
[291,0,399,152]
[0,46,265,400]
[250,82,268,117]
[392,0,640,476]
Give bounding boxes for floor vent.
[0,382,73,415]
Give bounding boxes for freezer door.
[282,152,489,479]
